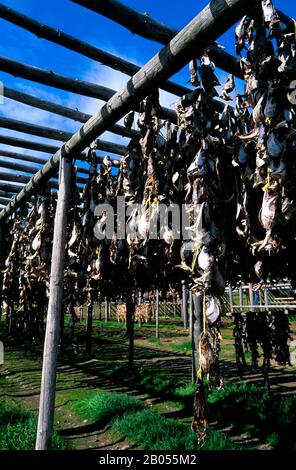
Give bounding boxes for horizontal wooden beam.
[0,158,88,184]
[0,149,88,175]
[0,55,177,123]
[3,86,137,139]
[0,134,60,154]
[0,149,119,173]
[0,170,85,190]
[0,117,127,155]
[71,0,243,79]
[0,137,120,169]
[0,3,190,98]
[0,196,11,205]
[0,190,16,198]
[0,176,56,191]
[0,181,26,193]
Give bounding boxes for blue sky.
[0,0,295,196]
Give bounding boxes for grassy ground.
[0,316,296,450]
[0,398,67,450]
[74,391,240,450]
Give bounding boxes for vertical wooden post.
[248,284,254,312]
[105,297,109,323]
[229,286,233,312]
[264,287,269,307]
[35,155,72,451]
[155,288,159,339]
[189,290,193,337]
[192,292,202,383]
[239,285,243,311]
[0,222,5,321]
[8,304,13,334]
[86,304,93,354]
[181,280,188,329]
[126,294,135,370]
[137,291,142,327]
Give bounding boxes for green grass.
[174,382,196,399]
[0,399,67,450]
[75,391,240,450]
[148,337,162,346]
[137,369,176,394]
[92,320,123,328]
[209,383,296,449]
[112,408,240,450]
[74,391,144,422]
[104,363,177,395]
[169,340,192,354]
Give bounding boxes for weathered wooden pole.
[181,280,188,330]
[192,292,202,383]
[189,290,193,337]
[0,149,84,175]
[155,289,160,339]
[0,170,79,190]
[0,190,16,198]
[105,298,109,323]
[0,140,121,168]
[173,297,176,318]
[35,155,72,450]
[3,85,136,139]
[229,286,233,312]
[86,304,93,355]
[239,285,243,311]
[0,116,127,156]
[264,287,269,307]
[248,284,254,312]
[0,159,88,185]
[0,222,5,321]
[126,295,135,370]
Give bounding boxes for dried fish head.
[260,185,279,230]
[32,231,42,252]
[220,74,235,101]
[261,0,279,29]
[269,159,286,180]
[197,246,215,272]
[264,90,278,118]
[266,132,287,158]
[189,58,200,87]
[206,295,222,325]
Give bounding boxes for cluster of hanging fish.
[233,310,292,385]
[233,0,296,287]
[190,0,296,440]
[2,190,55,339]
